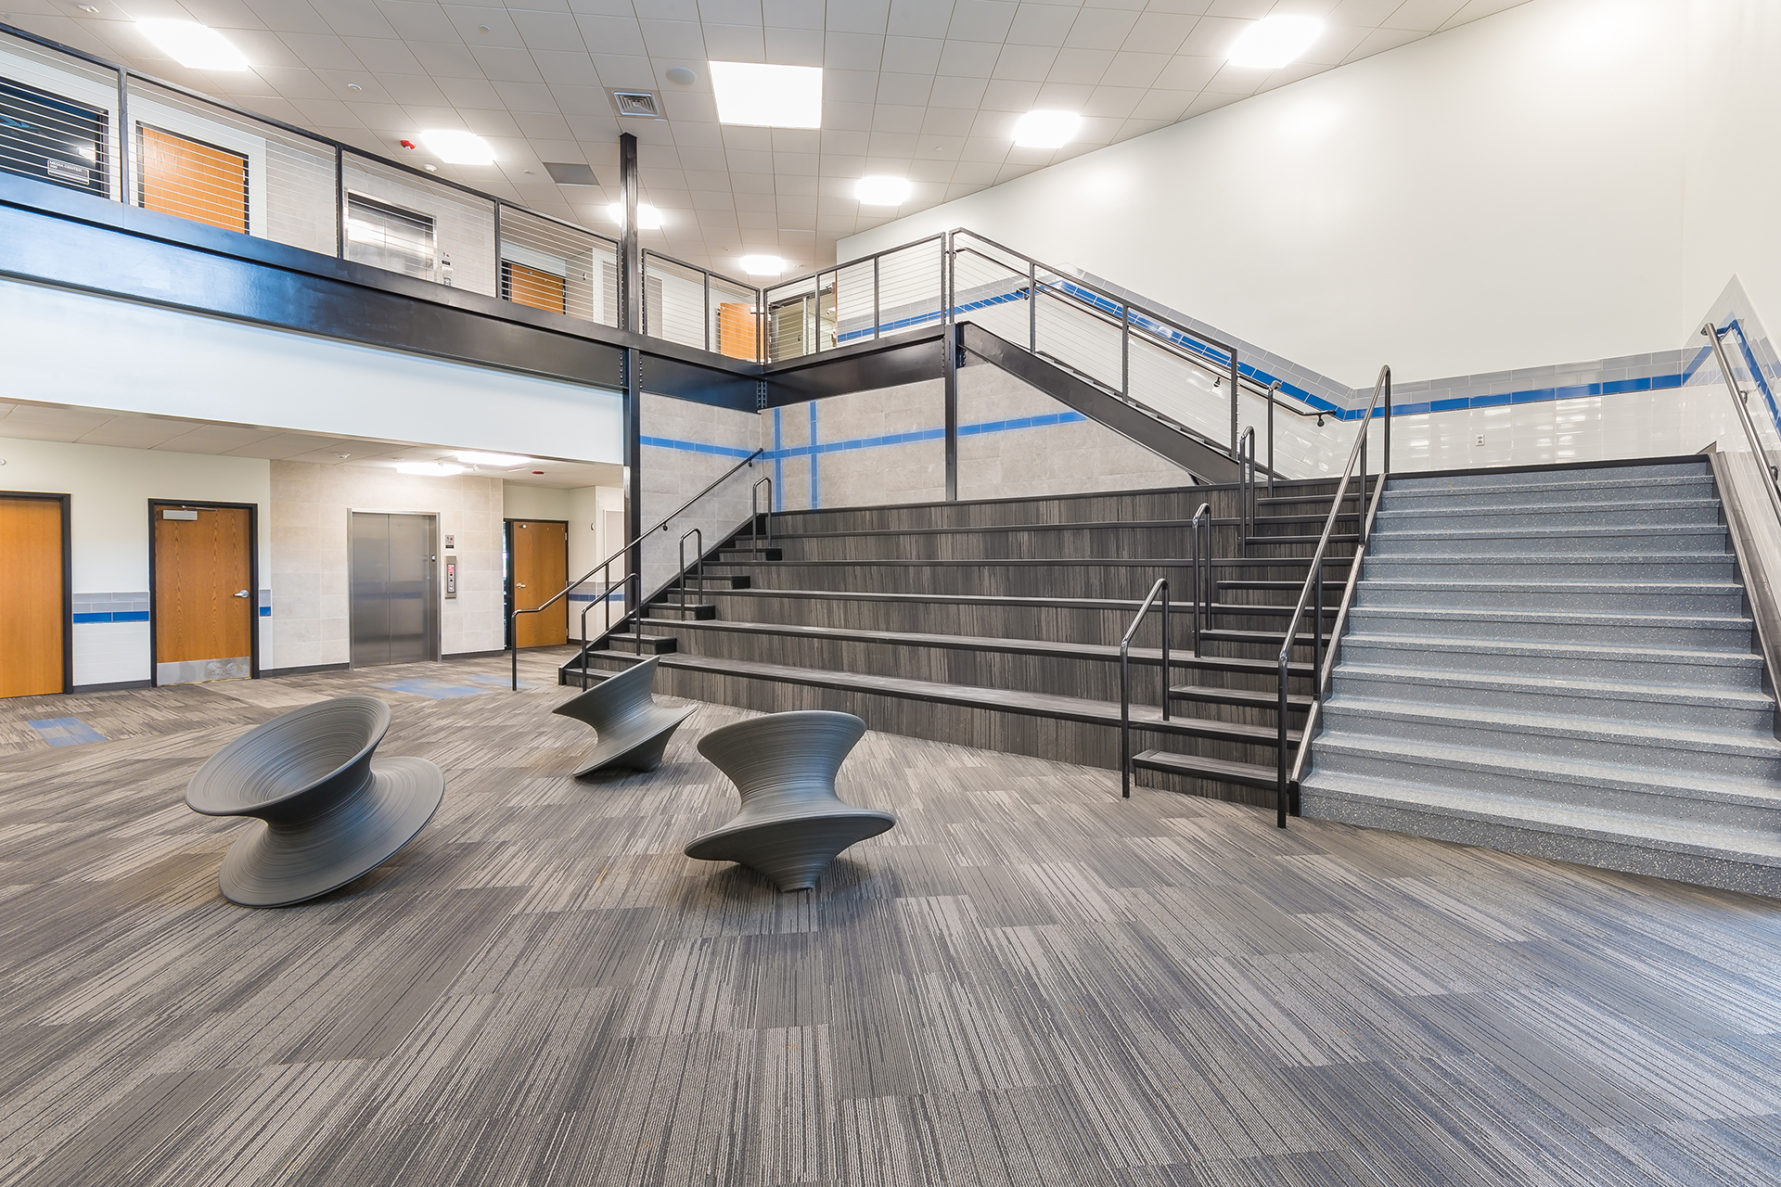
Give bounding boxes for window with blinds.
[344,191,437,280]
[0,74,108,197]
[136,123,247,234]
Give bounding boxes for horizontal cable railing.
[642,249,760,359]
[1276,365,1391,829]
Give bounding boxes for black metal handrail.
[677,528,704,613]
[511,447,762,689]
[1118,577,1172,799]
[1274,364,1391,828]
[1238,427,1257,542]
[1701,322,1781,525]
[1263,380,1282,494]
[1189,501,1212,655]
[750,476,775,550]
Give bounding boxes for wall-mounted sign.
[444,533,455,548]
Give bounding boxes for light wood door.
[504,261,567,313]
[153,505,253,685]
[0,496,64,699]
[138,124,248,234]
[718,301,759,360]
[510,520,568,647]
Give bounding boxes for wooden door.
[510,520,568,647]
[504,261,567,313]
[718,301,759,360]
[0,496,65,699]
[153,505,254,685]
[138,124,248,234]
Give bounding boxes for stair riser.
[1296,791,1781,898]
[1133,763,1275,810]
[1249,515,1360,537]
[1216,583,1345,609]
[1209,608,1337,635]
[1345,611,1754,649]
[699,590,1197,648]
[1374,504,1723,530]
[1167,695,1308,731]
[1241,539,1360,560]
[645,623,1183,707]
[1177,664,1315,696]
[1362,557,1736,581]
[774,491,1233,533]
[1369,531,1728,558]
[1329,673,1774,731]
[653,663,1285,771]
[1309,750,1781,831]
[767,524,1210,562]
[643,603,717,620]
[1389,462,1710,491]
[705,561,1339,600]
[1339,641,1765,688]
[1197,636,1320,662]
[1357,585,1745,615]
[1320,708,1781,780]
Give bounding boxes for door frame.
[504,517,571,649]
[147,499,261,688]
[2,491,73,696]
[347,509,441,667]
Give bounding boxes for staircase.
[1300,457,1781,896]
[563,477,1363,805]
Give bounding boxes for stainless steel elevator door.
[350,512,438,667]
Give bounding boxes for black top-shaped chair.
[552,656,693,776]
[685,710,896,892]
[185,696,443,907]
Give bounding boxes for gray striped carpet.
[0,652,1777,1185]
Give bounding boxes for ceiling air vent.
[610,89,663,118]
[543,161,598,186]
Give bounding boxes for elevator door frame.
[1,491,72,697]
[348,509,441,669]
[147,499,260,688]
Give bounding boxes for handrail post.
[1267,380,1280,494]
[752,476,774,547]
[1028,259,1038,352]
[678,528,702,613]
[1230,351,1240,454]
[1160,579,1171,722]
[873,255,882,340]
[1121,302,1131,398]
[1120,643,1132,799]
[1277,654,1290,828]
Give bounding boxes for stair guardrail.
[1119,577,1173,799]
[751,477,775,550]
[677,528,704,614]
[1190,501,1213,655]
[1238,427,1257,541]
[1274,365,1392,828]
[1701,323,1781,524]
[511,448,763,690]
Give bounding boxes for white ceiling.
[0,0,1529,277]
[0,398,624,487]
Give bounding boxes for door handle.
[516,583,526,589]
[233,590,251,598]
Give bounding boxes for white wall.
[0,278,624,466]
[0,437,272,687]
[843,0,1720,387]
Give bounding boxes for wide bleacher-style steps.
[566,479,1362,804]
[1301,458,1781,896]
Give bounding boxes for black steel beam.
[959,322,1241,483]
[759,327,948,405]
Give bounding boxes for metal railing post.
[1160,580,1171,722]
[1028,259,1038,352]
[1267,380,1280,494]
[873,255,882,340]
[1230,352,1240,454]
[493,202,503,295]
[1121,303,1131,398]
[703,271,712,352]
[678,528,702,612]
[752,476,774,546]
[1118,577,1171,799]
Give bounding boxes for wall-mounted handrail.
[513,448,762,689]
[1118,577,1172,799]
[1275,364,1391,828]
[1190,501,1212,655]
[1701,322,1781,527]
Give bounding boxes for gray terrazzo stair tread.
[1342,632,1763,667]
[1132,750,1277,786]
[705,556,1352,570]
[637,616,1176,664]
[696,586,1276,612]
[1331,663,1773,709]
[1388,462,1709,490]
[1357,578,1742,595]
[1309,734,1781,810]
[1374,525,1727,545]
[1347,605,1753,632]
[1298,775,1781,867]
[1321,695,1781,757]
[1374,498,1722,519]
[767,515,1338,539]
[1382,477,1717,504]
[658,653,1302,743]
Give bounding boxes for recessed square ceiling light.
[608,201,665,230]
[1227,14,1324,69]
[854,175,912,207]
[1011,109,1081,149]
[419,129,494,165]
[396,461,464,477]
[709,61,822,129]
[136,19,249,71]
[739,254,787,276]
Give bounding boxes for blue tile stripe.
[72,610,149,624]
